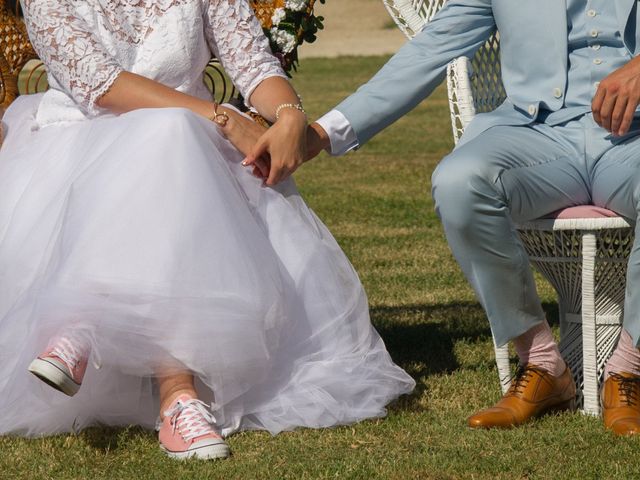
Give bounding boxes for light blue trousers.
[432,114,640,347]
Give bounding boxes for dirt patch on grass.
[298,0,408,58]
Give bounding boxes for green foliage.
[263,0,326,75]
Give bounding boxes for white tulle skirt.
[0,94,415,437]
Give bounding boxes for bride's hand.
[214,106,268,158]
[242,109,307,186]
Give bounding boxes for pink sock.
[512,321,565,377]
[604,329,640,377]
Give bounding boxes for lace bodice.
[20,0,286,123]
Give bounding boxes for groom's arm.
[310,0,496,157]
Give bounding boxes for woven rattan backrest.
[382,0,445,37]
[0,0,37,107]
[382,0,506,116]
[1,1,35,73]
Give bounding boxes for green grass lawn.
[3,56,639,480]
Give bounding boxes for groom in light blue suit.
[296,0,640,433]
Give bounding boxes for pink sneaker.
[157,394,230,460]
[28,332,90,396]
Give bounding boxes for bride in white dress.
[0,0,415,459]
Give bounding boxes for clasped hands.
[214,104,329,186]
[240,111,330,186]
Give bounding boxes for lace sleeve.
[203,0,287,106]
[21,0,124,115]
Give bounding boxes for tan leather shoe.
[602,372,640,436]
[468,364,576,429]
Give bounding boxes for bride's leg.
[157,370,198,417]
[156,370,230,460]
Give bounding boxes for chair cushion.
[545,205,619,219]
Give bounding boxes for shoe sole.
[28,358,80,397]
[161,441,231,460]
[468,397,577,429]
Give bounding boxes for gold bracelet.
[209,103,229,127]
[248,111,271,128]
[275,103,306,121]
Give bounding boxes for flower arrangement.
[250,0,325,75]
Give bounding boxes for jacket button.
[553,88,563,98]
[528,104,537,115]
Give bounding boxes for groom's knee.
[431,151,498,229]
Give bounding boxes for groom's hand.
[306,122,331,161]
[592,56,640,136]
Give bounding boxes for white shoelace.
[164,399,221,442]
[50,336,87,369]
[50,331,101,369]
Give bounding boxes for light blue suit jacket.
[335,0,640,146]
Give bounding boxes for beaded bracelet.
[275,103,306,121]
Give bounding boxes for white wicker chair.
[382,0,635,415]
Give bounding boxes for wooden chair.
[382,0,634,415]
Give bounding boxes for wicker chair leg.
[581,232,600,416]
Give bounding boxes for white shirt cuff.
[315,109,359,156]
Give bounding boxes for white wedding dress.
[0,0,415,436]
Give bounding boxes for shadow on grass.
[370,301,559,411]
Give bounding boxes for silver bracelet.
[275,103,306,121]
